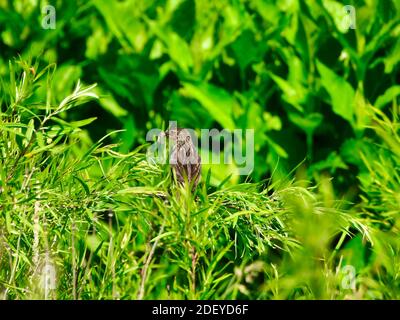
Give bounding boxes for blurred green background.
[1,0,400,301]
[0,0,399,191]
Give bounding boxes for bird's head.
[165,127,193,148]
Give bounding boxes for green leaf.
[265,136,288,158]
[168,32,193,73]
[36,131,45,148]
[263,112,282,131]
[120,115,136,152]
[375,85,400,109]
[268,73,304,112]
[288,112,323,136]
[24,119,34,147]
[231,30,263,71]
[181,82,236,130]
[316,60,355,125]
[322,0,354,33]
[148,21,193,73]
[309,151,348,173]
[93,0,129,49]
[96,89,128,118]
[73,175,90,196]
[383,38,400,74]
[52,117,97,128]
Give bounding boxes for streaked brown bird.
[165,127,201,190]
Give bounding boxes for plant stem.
[137,222,165,300]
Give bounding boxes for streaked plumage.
[165,128,201,190]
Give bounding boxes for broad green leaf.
[316,60,355,125]
[322,0,354,33]
[181,82,236,130]
[168,32,193,72]
[251,0,280,23]
[148,20,193,73]
[231,30,263,71]
[93,0,130,49]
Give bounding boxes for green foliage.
[0,0,399,300]
[1,0,398,185]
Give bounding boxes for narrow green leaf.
[375,85,400,109]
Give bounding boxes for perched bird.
[165,127,201,190]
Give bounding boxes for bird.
[164,127,201,190]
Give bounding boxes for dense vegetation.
[0,0,399,299]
